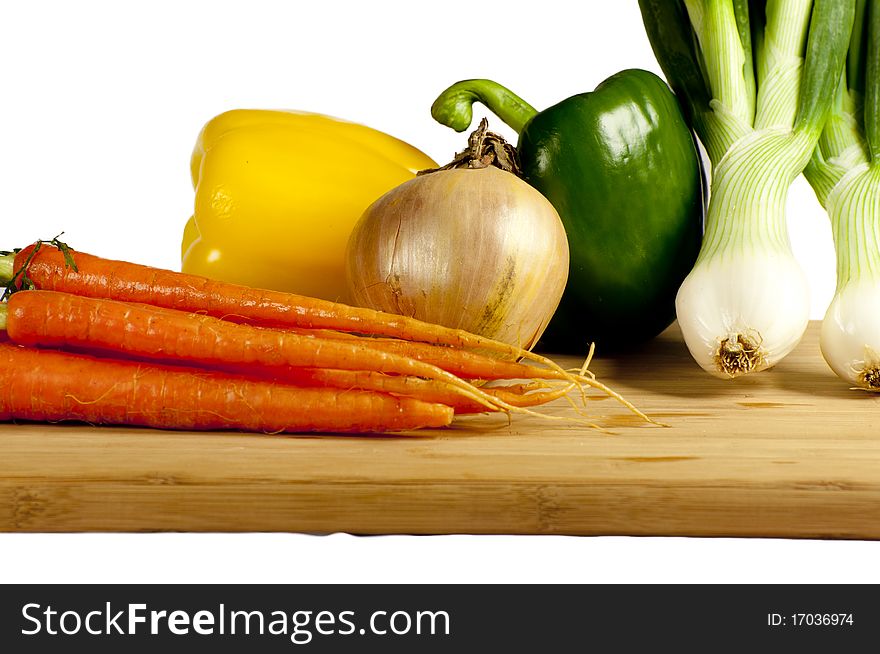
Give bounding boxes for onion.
[641,0,854,377]
[345,120,569,350]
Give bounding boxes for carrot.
[0,242,574,375]
[255,332,653,422]
[0,342,453,433]
[0,242,654,424]
[267,326,569,381]
[246,367,577,414]
[1,290,527,414]
[304,336,567,381]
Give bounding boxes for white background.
[0,0,873,584]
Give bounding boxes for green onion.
[639,0,855,378]
[803,0,880,390]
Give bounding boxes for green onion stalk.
[639,0,855,378]
[803,0,880,390]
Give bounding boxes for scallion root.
[714,331,766,378]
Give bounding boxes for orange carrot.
[246,367,576,414]
[314,336,564,381]
[1,290,520,413]
[242,324,568,381]
[1,244,570,371]
[0,342,452,433]
[0,243,652,424]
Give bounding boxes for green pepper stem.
[431,79,538,135]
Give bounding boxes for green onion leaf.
[638,0,713,139]
[865,0,880,161]
[795,0,858,138]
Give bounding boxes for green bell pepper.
[431,69,704,351]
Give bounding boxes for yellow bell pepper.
[181,109,437,301]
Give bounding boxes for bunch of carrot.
[0,239,645,434]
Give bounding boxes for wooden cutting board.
[2,322,879,538]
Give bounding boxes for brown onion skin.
[345,166,569,350]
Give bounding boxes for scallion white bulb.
[677,249,810,378]
[821,279,880,389]
[675,129,813,378]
